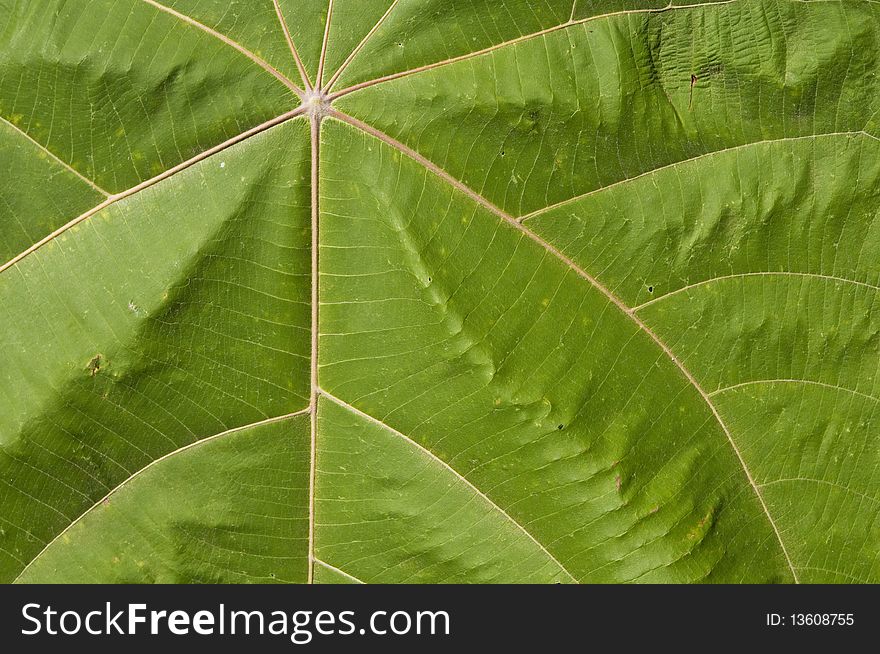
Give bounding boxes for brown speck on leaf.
[86,354,103,376]
[615,474,622,491]
[689,74,698,109]
[687,509,715,539]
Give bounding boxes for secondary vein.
[324,0,403,91]
[0,107,307,276]
[329,0,741,100]
[142,0,304,97]
[1,115,110,197]
[633,270,880,312]
[273,0,313,90]
[13,408,311,583]
[318,388,579,583]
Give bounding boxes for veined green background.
[0,0,877,584]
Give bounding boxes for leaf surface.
[1,0,878,584]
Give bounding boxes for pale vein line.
[569,0,579,23]
[797,566,866,584]
[710,379,879,404]
[273,0,313,90]
[141,0,304,97]
[324,0,402,91]
[317,0,335,88]
[13,408,311,583]
[634,271,880,312]
[521,131,879,221]
[759,478,879,507]
[307,114,321,585]
[328,0,740,100]
[319,388,579,583]
[0,106,307,275]
[0,116,110,196]
[330,110,801,583]
[331,110,510,218]
[314,558,365,584]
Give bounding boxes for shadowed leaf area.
[0,0,877,584]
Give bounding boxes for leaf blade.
[0,118,311,582]
[17,412,311,583]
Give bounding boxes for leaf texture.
[0,0,878,584]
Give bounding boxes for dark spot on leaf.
[647,285,654,293]
[557,424,564,430]
[86,354,103,377]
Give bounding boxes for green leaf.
[1,0,877,584]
